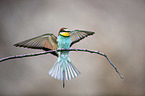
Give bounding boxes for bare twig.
[0,48,125,81]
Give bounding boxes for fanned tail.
[48,59,80,88]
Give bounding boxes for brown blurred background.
[0,0,145,96]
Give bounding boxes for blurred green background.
[0,0,145,96]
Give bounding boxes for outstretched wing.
[14,34,58,57]
[70,30,95,47]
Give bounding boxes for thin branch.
[0,48,125,81]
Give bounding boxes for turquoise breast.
[57,35,71,49]
[57,35,71,58]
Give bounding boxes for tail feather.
[49,62,63,80]
[63,70,65,88]
[65,61,80,80]
[48,59,80,87]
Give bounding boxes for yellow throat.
[60,32,70,36]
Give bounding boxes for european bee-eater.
[14,28,95,88]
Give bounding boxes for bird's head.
[58,28,70,36]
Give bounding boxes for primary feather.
[14,34,58,57]
[70,30,95,47]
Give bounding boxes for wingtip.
[13,44,16,46]
[13,43,24,48]
[89,31,95,35]
[13,43,19,47]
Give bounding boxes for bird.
[14,28,95,88]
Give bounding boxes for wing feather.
[14,33,58,57]
[70,30,95,47]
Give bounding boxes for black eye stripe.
[60,30,71,32]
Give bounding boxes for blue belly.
[57,35,71,58]
[57,35,71,49]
